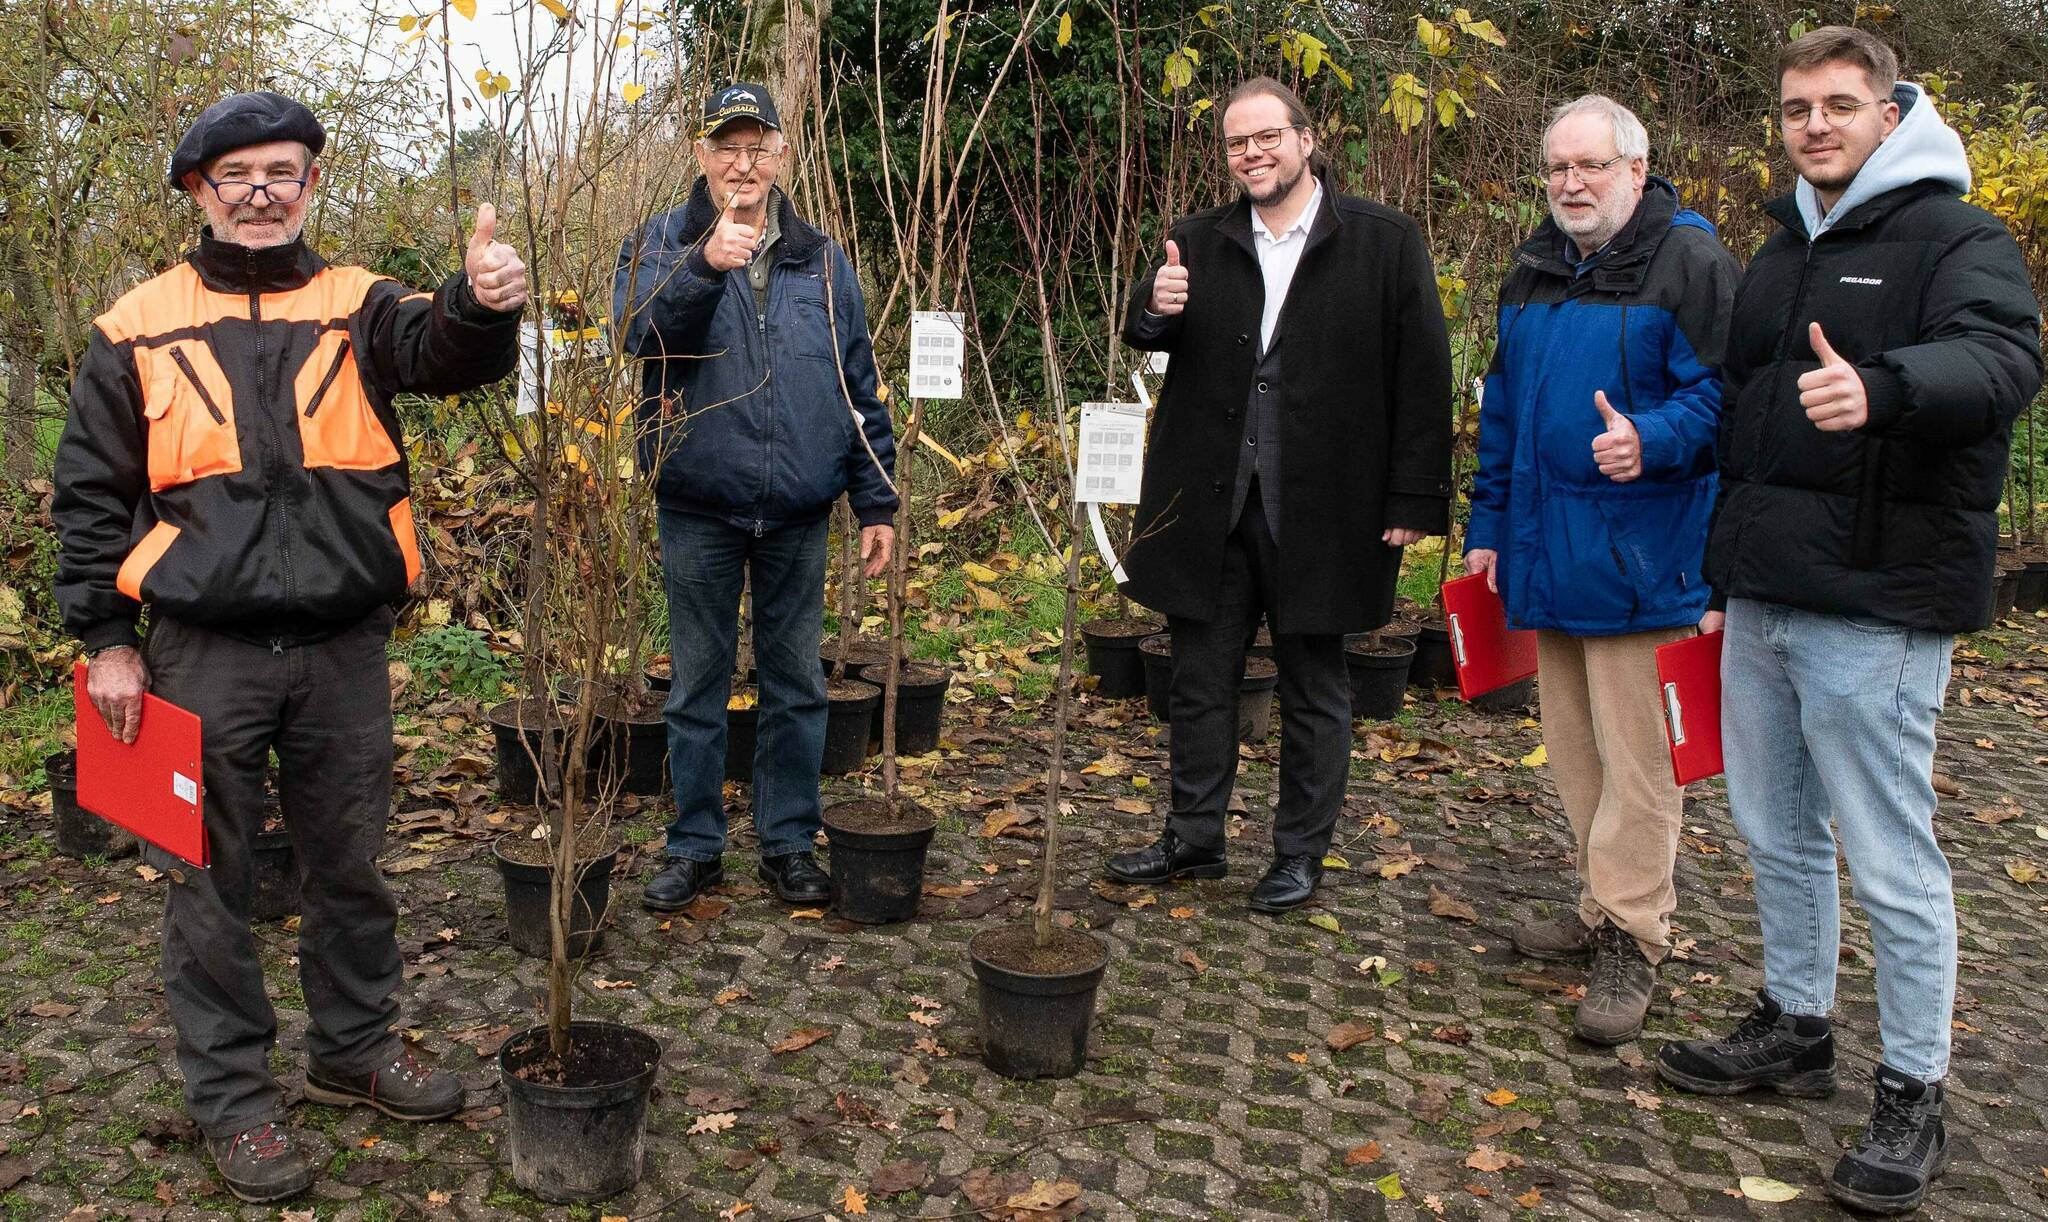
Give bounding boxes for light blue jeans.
[1721,597,1956,1080]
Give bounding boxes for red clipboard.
[1655,631,1723,785]
[1441,572,1539,700]
[72,660,208,866]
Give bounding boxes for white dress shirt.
[1249,178,1322,353]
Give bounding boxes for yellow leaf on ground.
[1322,853,1350,869]
[1482,1088,1518,1107]
[936,507,968,528]
[1738,1176,1802,1202]
[840,1185,868,1215]
[2007,859,2040,885]
[1307,912,1341,933]
[1375,1172,1405,1199]
[1519,744,1547,767]
[962,561,1000,583]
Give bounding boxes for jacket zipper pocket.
[168,348,227,425]
[303,339,352,418]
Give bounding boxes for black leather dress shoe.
[1248,853,1324,913]
[642,857,725,912]
[759,851,833,904]
[1105,831,1227,884]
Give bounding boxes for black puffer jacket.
[1706,89,2042,633]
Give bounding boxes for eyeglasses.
[1779,98,1875,128]
[201,175,308,206]
[1223,126,1304,157]
[705,142,786,166]
[1543,154,1629,184]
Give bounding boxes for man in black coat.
[1108,76,1454,912]
[1654,28,2041,1215]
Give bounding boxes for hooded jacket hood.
[1797,81,1971,239]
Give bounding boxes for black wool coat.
[1705,182,2043,632]
[1121,179,1454,634]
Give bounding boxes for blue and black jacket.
[1467,178,1738,635]
[613,181,898,531]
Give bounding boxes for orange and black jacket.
[54,230,519,651]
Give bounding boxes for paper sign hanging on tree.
[908,311,965,399]
[1076,402,1147,505]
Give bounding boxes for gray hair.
[1543,94,1649,164]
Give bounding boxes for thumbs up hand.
[1149,239,1190,315]
[465,204,529,313]
[702,205,762,273]
[1590,389,1641,482]
[1798,321,1867,431]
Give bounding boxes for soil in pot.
[1139,634,1173,722]
[1238,656,1279,742]
[822,680,882,775]
[822,797,938,924]
[494,827,621,960]
[644,656,672,693]
[500,1020,661,1203]
[47,750,138,860]
[488,698,570,806]
[870,664,951,755]
[1344,635,1416,720]
[1409,618,1458,690]
[249,820,298,923]
[592,690,667,797]
[969,925,1109,1080]
[1080,617,1160,700]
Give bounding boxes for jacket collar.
[1763,177,1950,240]
[1511,177,1681,292]
[1219,167,1343,260]
[676,178,828,264]
[189,227,323,294]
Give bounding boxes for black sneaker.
[1827,1066,1949,1214]
[1656,990,1835,1097]
[207,1121,313,1203]
[304,1047,463,1121]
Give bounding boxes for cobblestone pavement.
[3,614,2047,1222]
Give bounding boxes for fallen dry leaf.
[869,1157,931,1196]
[1464,1145,1523,1173]
[1428,886,1479,923]
[1005,1179,1082,1211]
[27,1001,79,1019]
[840,1184,868,1215]
[1325,1022,1376,1051]
[1177,948,1208,975]
[689,1112,738,1136]
[1625,1085,1663,1111]
[1343,1141,1383,1166]
[1515,1187,1543,1208]
[770,1026,832,1054]
[1737,1175,1802,1202]
[1482,1087,1518,1107]
[591,978,636,990]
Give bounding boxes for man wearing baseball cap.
[615,83,898,912]
[52,90,528,1202]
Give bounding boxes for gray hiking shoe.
[208,1120,313,1203]
[304,1047,463,1121]
[1573,920,1655,1045]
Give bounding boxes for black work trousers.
[1164,484,1351,858]
[142,612,403,1140]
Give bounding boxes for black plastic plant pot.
[488,698,569,806]
[871,664,952,755]
[1344,636,1417,720]
[822,680,882,775]
[1993,567,2021,620]
[643,657,672,694]
[500,1021,661,1204]
[47,750,137,860]
[1409,618,1458,690]
[969,925,1109,1080]
[1080,618,1161,699]
[819,639,901,683]
[822,797,938,924]
[1472,675,1537,713]
[492,833,618,960]
[1238,656,1280,743]
[594,699,667,797]
[249,827,299,923]
[1139,634,1173,722]
[2017,561,2048,614]
[725,686,760,783]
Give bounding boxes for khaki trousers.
[1535,627,1690,963]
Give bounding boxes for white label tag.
[1075,402,1148,505]
[1148,351,1169,375]
[172,772,198,806]
[908,311,965,399]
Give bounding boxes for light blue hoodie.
[1796,81,1972,241]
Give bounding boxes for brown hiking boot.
[1511,915,1594,961]
[207,1121,313,1203]
[1573,920,1656,1045]
[304,1047,463,1121]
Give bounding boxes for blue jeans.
[656,508,828,862]
[1721,597,1956,1080]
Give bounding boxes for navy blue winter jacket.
[1467,179,1738,635]
[613,181,898,530]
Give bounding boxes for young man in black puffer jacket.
[1657,27,2041,1216]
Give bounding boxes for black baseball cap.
[701,83,781,137]
[169,91,326,189]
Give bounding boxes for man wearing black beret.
[52,91,529,1202]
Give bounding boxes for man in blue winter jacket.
[614,83,898,910]
[1464,95,1738,1044]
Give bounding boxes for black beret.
[168,92,326,189]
